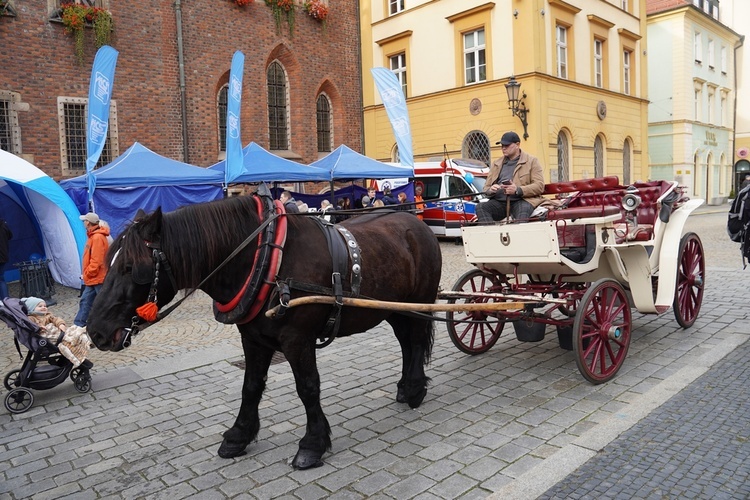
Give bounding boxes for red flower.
[304,0,328,21]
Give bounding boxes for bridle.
[118,207,283,350]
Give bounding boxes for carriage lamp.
[505,76,529,140]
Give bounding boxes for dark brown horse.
[87,190,442,469]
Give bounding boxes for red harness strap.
[213,197,287,323]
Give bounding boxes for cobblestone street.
[1,207,748,499]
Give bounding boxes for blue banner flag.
[225,51,245,186]
[370,67,413,167]
[86,45,118,206]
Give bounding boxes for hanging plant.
[60,3,113,65]
[304,0,328,22]
[265,0,295,37]
[233,0,251,6]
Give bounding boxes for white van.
[414,159,489,238]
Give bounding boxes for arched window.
[622,138,632,185]
[316,94,332,153]
[267,61,289,150]
[557,130,570,182]
[217,85,228,153]
[462,131,491,167]
[594,135,605,177]
[391,144,400,163]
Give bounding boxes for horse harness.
[274,218,362,347]
[127,188,364,349]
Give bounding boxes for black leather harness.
[274,217,362,348]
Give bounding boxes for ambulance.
[413,158,489,238]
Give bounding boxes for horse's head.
[88,208,179,351]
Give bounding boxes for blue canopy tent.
[60,142,225,238]
[210,142,329,183]
[0,150,86,288]
[310,144,415,180]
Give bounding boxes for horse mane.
[108,196,263,287]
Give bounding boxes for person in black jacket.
[0,219,12,299]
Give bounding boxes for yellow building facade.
[361,0,648,184]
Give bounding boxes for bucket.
[512,320,545,342]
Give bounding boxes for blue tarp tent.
[310,144,415,180]
[0,150,86,288]
[210,142,329,183]
[60,142,225,239]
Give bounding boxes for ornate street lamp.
[505,76,529,140]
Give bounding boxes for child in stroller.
[1,297,93,414]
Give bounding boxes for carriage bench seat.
[545,205,620,221]
[542,176,621,196]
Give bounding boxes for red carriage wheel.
[446,269,505,355]
[573,279,631,384]
[673,232,705,329]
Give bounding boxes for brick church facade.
[0,0,362,180]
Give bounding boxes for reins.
[122,210,283,346]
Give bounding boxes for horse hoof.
[217,440,248,459]
[396,385,407,403]
[407,387,427,409]
[292,449,324,470]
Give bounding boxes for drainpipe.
[175,0,190,163]
[356,0,365,157]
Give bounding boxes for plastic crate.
[14,259,57,305]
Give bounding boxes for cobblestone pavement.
[1,206,747,499]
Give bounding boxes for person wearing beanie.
[73,212,110,327]
[22,296,91,368]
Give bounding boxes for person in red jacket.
[73,212,110,327]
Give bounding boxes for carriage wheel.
[446,269,505,355]
[4,388,34,414]
[573,279,632,384]
[673,232,705,329]
[73,372,92,393]
[3,369,21,391]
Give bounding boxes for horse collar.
[212,193,287,324]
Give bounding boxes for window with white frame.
[556,25,568,79]
[622,139,631,185]
[594,39,604,88]
[391,144,400,163]
[694,32,702,63]
[594,135,604,177]
[720,92,727,127]
[708,39,715,69]
[267,61,289,151]
[621,0,628,10]
[390,53,407,97]
[623,50,631,95]
[316,94,332,153]
[557,131,570,182]
[721,46,727,74]
[389,0,404,16]
[708,88,715,124]
[58,96,117,176]
[462,131,491,167]
[694,88,702,121]
[463,29,486,85]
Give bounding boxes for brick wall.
[0,0,362,178]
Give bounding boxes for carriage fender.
[654,199,703,310]
[611,245,656,313]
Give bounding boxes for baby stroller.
[1,297,93,414]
